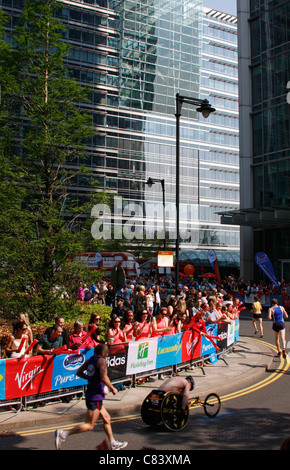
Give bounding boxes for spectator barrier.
[0,319,239,413]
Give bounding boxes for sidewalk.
[0,336,274,433]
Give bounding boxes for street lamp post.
[175,93,215,292]
[146,177,166,250]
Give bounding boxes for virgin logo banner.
[182,330,201,362]
[3,355,54,400]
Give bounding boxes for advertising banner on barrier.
[156,333,183,369]
[227,321,236,346]
[51,349,93,391]
[201,325,218,357]
[216,322,228,350]
[0,359,6,400]
[182,329,201,362]
[234,318,240,343]
[4,355,54,400]
[107,343,129,380]
[126,338,158,376]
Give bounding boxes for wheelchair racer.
[158,375,195,410]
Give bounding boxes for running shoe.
[111,440,128,450]
[55,429,67,450]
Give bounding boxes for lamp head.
[196,99,216,118]
[146,177,154,188]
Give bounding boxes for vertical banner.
[208,249,221,283]
[255,252,279,288]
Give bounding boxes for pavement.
[0,336,275,433]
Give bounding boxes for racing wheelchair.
[141,389,221,432]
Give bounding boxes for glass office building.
[221,0,290,281]
[2,0,240,267]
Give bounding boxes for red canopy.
[201,273,216,278]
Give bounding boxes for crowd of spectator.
[3,272,287,359]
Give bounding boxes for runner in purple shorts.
[55,343,128,450]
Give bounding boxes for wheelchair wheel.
[141,392,162,426]
[203,393,221,417]
[160,392,189,432]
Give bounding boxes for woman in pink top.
[108,317,127,344]
[151,308,172,337]
[135,310,152,341]
[108,317,127,354]
[168,311,182,334]
[123,310,135,342]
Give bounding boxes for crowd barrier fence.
[0,319,239,417]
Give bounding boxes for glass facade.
[199,8,239,251]
[2,0,240,257]
[250,0,290,208]
[236,0,290,280]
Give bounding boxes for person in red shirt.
[69,321,94,351]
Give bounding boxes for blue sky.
[204,0,237,15]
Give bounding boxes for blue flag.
[255,252,279,288]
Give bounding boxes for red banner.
[182,329,202,362]
[4,355,54,400]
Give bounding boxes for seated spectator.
[69,321,94,351]
[134,310,152,341]
[6,321,30,359]
[87,312,103,345]
[18,312,33,345]
[123,310,135,342]
[44,316,69,347]
[36,324,64,355]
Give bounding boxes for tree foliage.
[0,1,101,321]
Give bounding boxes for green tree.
[0,1,100,321]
